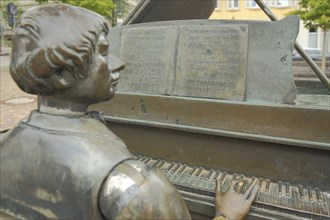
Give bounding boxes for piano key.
[285,182,290,197]
[170,163,180,174]
[177,168,191,185]
[139,155,330,219]
[265,179,270,193]
[205,169,213,179]
[194,167,203,177]
[312,201,321,214]
[291,186,303,211]
[164,163,176,173]
[298,184,304,200]
[257,191,266,203]
[141,157,150,163]
[315,188,323,203]
[196,170,208,189]
[278,181,282,195]
[155,160,165,168]
[224,175,235,192]
[188,166,197,177]
[303,196,313,213]
[280,194,289,208]
[270,183,280,206]
[319,198,329,216]
[177,164,187,175]
[259,179,267,194]
[212,171,220,182]
[204,170,217,190]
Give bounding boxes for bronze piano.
[92,1,329,219]
[92,93,329,220]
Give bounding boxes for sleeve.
[98,159,192,220]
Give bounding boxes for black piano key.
[205,169,213,179]
[204,170,217,190]
[135,154,330,219]
[155,160,164,168]
[170,163,181,174]
[212,171,220,182]
[177,164,187,175]
[164,163,176,173]
[303,188,313,213]
[315,188,323,203]
[278,181,282,195]
[298,184,304,200]
[285,182,290,197]
[195,167,203,177]
[190,168,203,188]
[292,187,303,211]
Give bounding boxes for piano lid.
[122,0,216,25]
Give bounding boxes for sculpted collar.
[23,110,111,136]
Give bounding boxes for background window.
[227,0,239,10]
[215,0,220,10]
[246,0,259,9]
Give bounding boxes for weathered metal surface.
[109,17,299,104]
[91,93,330,146]
[0,111,132,219]
[119,26,179,94]
[100,119,330,190]
[1,3,194,220]
[174,25,248,100]
[134,155,330,220]
[118,24,248,100]
[254,0,330,91]
[91,92,330,219]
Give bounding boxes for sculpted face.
[67,34,124,104]
[10,4,127,114]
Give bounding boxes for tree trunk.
[321,28,327,74]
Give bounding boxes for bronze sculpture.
[0,4,258,219]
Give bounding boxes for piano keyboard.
[134,155,330,220]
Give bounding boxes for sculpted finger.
[216,179,222,197]
[244,178,259,197]
[228,177,237,191]
[247,184,259,203]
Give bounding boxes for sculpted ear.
[29,49,77,92]
[49,68,76,91]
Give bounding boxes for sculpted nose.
[108,54,125,73]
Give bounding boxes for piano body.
[91,1,330,219]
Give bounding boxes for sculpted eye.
[99,44,109,57]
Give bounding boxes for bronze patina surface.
[0,3,258,220]
[0,4,190,219]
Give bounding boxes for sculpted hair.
[10,4,109,95]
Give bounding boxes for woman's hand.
[214,178,259,220]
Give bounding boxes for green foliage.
[288,0,330,31]
[35,0,117,25]
[1,0,25,29]
[35,0,126,26]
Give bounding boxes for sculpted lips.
[111,79,119,86]
[110,72,120,86]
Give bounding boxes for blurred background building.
[210,0,329,52]
[1,0,329,52]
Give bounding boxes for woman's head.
[10,4,109,95]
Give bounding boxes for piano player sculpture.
[89,1,329,220]
[0,4,260,220]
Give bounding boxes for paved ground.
[0,48,37,131]
[0,47,329,131]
